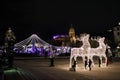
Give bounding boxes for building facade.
[53,24,76,46]
[113,23,120,44]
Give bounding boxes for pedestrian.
[49,47,55,67]
[108,48,113,63]
[72,58,76,71]
[88,59,92,71]
[106,58,109,66]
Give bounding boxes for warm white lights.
[69,33,107,69]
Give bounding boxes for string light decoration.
[69,33,107,70]
[69,33,91,68]
[89,37,107,67]
[14,34,51,54]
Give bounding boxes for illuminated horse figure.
[69,33,91,70]
[89,37,107,67]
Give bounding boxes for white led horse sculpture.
[89,37,107,67]
[69,33,108,70]
[69,33,91,69]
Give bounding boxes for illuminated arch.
[14,34,51,54]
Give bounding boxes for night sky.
[1,0,120,45]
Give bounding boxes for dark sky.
[1,0,120,44]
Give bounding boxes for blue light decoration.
[14,34,71,56]
[14,34,52,56]
[53,34,69,40]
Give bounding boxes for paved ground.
[5,57,120,80]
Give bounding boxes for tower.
[69,24,75,38]
[69,24,76,43]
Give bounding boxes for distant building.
[113,23,120,44]
[53,24,76,46]
[53,34,69,46]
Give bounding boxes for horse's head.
[78,33,89,41]
[97,37,105,43]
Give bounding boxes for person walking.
[49,47,55,67]
[72,58,77,71]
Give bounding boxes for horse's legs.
[99,56,102,67]
[74,56,77,68]
[103,55,108,67]
[74,55,77,61]
[74,56,77,65]
[90,56,95,67]
[82,56,85,66]
[82,56,85,62]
